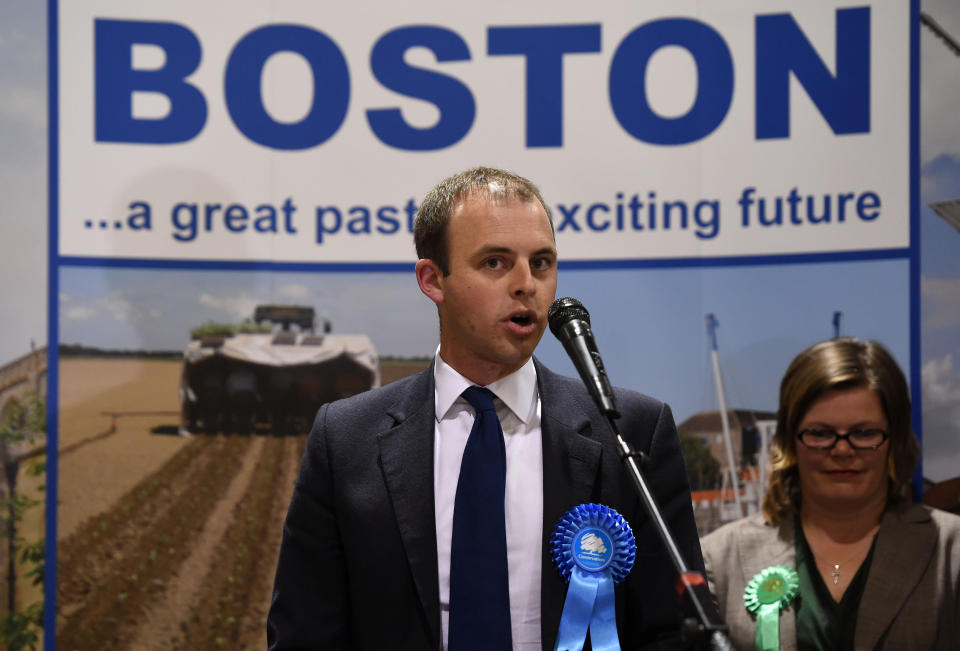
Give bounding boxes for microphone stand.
[547,297,733,649]
[602,411,734,651]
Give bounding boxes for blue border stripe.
[909,0,923,499]
[57,256,416,272]
[57,247,909,273]
[45,0,59,647]
[560,248,907,270]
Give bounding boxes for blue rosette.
[549,504,636,651]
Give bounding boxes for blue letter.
[756,8,870,139]
[367,26,474,151]
[225,25,350,150]
[609,19,733,146]
[488,24,601,147]
[857,191,880,220]
[95,19,206,143]
[316,206,343,244]
[556,204,582,232]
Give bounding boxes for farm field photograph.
[56,356,305,649]
[55,355,430,649]
[55,266,431,648]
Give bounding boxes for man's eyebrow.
[476,246,512,255]
[472,245,557,258]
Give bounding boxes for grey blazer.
[700,502,960,650]
[268,358,704,650]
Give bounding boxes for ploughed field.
[56,357,427,649]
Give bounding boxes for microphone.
[547,297,619,417]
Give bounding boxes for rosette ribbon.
[743,565,799,651]
[549,504,636,651]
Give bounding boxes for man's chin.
[486,344,537,373]
[506,337,541,359]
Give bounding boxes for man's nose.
[510,263,536,296]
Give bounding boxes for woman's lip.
[825,469,860,477]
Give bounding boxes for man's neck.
[437,350,530,387]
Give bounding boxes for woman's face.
[795,386,890,513]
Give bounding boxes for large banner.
[58,1,909,263]
[47,1,917,649]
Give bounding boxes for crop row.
[178,435,297,648]
[56,435,254,649]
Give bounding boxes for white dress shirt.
[433,354,544,651]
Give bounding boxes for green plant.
[0,391,46,651]
[189,322,272,340]
[678,431,721,491]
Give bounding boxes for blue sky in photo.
[59,258,910,430]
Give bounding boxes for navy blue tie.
[448,386,512,651]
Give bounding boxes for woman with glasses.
[701,338,960,650]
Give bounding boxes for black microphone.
[547,297,619,417]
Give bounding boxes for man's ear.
[415,258,444,306]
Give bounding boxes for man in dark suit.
[268,167,703,650]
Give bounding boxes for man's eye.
[485,258,502,269]
[533,257,553,270]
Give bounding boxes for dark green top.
[794,518,878,651]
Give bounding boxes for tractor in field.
[179,305,379,435]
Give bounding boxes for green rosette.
[743,565,799,651]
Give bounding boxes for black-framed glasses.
[796,428,889,450]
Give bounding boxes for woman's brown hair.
[761,338,919,524]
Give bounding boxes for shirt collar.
[433,351,538,425]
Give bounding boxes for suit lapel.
[856,503,937,649]
[739,517,798,650]
[376,367,442,649]
[536,360,604,649]
[738,517,795,581]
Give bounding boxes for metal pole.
[604,417,734,650]
[921,12,960,58]
[706,315,741,514]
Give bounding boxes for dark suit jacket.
[268,358,703,650]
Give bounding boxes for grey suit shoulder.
[701,502,960,650]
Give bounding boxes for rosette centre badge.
[550,504,635,651]
[572,529,613,572]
